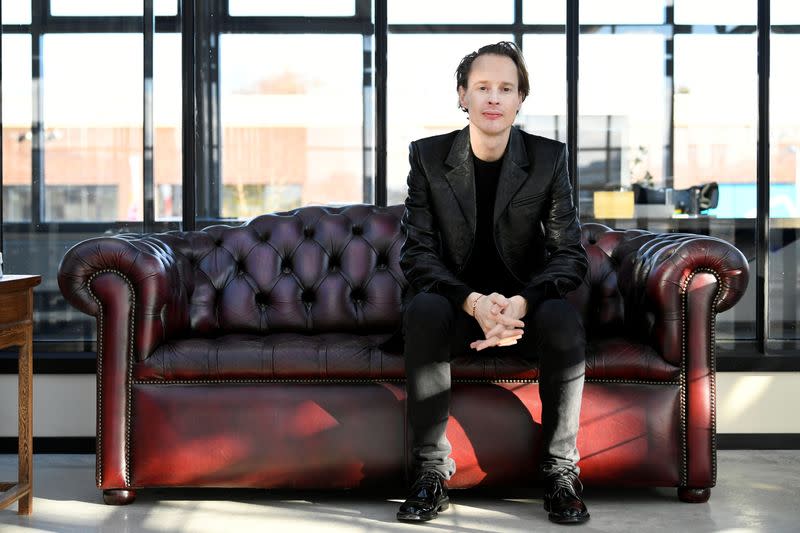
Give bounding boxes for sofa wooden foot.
[103,489,137,505]
[678,487,710,503]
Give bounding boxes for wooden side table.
[0,275,41,515]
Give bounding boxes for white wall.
[0,373,798,437]
[0,375,96,436]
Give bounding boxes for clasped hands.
[463,292,528,351]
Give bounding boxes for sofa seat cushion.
[585,337,679,381]
[136,334,678,382]
[135,333,404,381]
[445,337,678,381]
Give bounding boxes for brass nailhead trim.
[703,269,722,486]
[88,269,136,489]
[88,276,103,487]
[680,272,688,487]
[132,378,679,386]
[680,268,723,488]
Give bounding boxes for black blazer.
[399,125,588,311]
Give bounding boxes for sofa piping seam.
[88,275,104,487]
[130,378,680,386]
[681,267,722,489]
[87,269,136,489]
[680,271,688,487]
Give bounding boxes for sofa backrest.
[159,205,407,335]
[151,205,656,339]
[576,222,693,340]
[572,222,627,336]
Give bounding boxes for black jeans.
[403,292,586,480]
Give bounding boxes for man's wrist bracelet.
[471,294,484,317]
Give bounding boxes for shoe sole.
[396,499,450,522]
[547,512,590,524]
[544,500,590,524]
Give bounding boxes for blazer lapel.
[443,126,476,238]
[494,127,531,226]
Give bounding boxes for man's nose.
[488,89,500,103]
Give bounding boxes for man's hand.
[466,293,527,351]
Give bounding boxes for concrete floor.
[0,451,798,532]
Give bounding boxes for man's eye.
[479,86,487,91]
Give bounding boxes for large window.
[1,1,798,366]
[769,2,800,347]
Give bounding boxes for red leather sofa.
[57,204,749,505]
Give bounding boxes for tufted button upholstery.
[181,206,404,336]
[579,222,749,364]
[58,208,748,367]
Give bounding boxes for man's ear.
[458,87,467,110]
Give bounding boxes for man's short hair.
[455,41,530,112]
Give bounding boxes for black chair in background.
[633,182,719,215]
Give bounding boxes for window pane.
[2,35,32,222]
[229,0,354,17]
[154,33,182,221]
[772,0,800,24]
[674,35,757,218]
[389,0,513,24]
[525,0,665,25]
[523,0,565,24]
[579,33,668,216]
[769,34,800,342]
[520,34,567,140]
[219,35,363,219]
[387,34,510,205]
[50,0,177,16]
[581,0,665,24]
[4,228,118,344]
[43,34,143,222]
[672,34,756,340]
[1,0,31,24]
[674,0,756,25]
[45,185,118,220]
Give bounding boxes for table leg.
[17,330,33,515]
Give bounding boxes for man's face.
[458,53,523,140]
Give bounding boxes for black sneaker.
[396,470,450,522]
[543,468,590,524]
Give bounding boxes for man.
[396,42,590,525]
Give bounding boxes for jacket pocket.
[510,191,546,208]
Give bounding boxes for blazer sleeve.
[519,144,588,308]
[399,141,473,309]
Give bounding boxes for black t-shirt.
[442,151,523,305]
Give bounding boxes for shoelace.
[546,468,581,499]
[412,470,442,493]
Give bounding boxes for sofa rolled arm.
[58,234,192,361]
[616,232,749,366]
